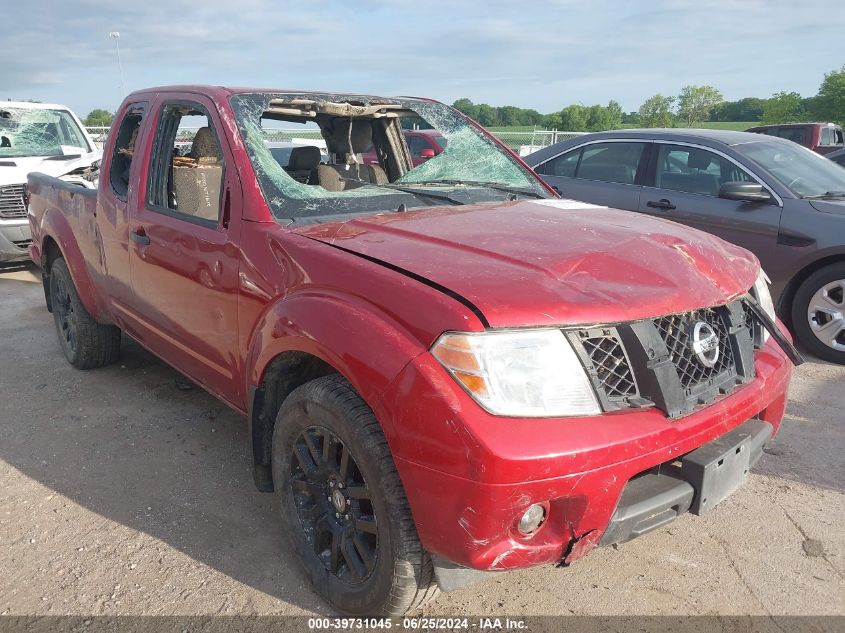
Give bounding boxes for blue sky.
[2,0,844,118]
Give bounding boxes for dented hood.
[296,199,759,328]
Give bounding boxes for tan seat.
[172,126,223,220]
[190,127,221,162]
[316,120,388,192]
[286,146,321,183]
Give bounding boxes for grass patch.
[487,122,760,133]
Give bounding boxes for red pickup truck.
[27,85,799,616]
[746,122,845,155]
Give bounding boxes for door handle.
[130,228,150,246]
[647,199,676,211]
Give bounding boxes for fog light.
[517,504,546,534]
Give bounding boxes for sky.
[2,0,844,118]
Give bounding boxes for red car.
[746,122,845,155]
[363,128,447,167]
[27,85,798,616]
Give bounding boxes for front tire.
[49,257,121,369]
[271,374,439,615]
[791,263,845,364]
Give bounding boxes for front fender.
[246,289,427,442]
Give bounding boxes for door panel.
[125,95,243,407]
[638,143,783,278]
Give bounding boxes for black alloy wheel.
[289,426,378,584]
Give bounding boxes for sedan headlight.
[431,329,600,417]
[751,269,775,344]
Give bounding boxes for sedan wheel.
[807,280,845,351]
[792,263,845,364]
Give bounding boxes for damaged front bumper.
[386,336,792,589]
[0,217,33,262]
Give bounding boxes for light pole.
[109,32,126,98]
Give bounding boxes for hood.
[0,152,101,187]
[296,199,759,328]
[809,199,845,215]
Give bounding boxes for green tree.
[711,97,766,122]
[813,65,845,124]
[638,94,676,128]
[760,91,805,124]
[677,85,723,127]
[83,109,114,126]
[451,98,479,121]
[584,100,623,132]
[557,104,590,131]
[474,103,499,126]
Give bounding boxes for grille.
[0,185,26,219]
[654,308,734,390]
[742,301,763,347]
[579,332,637,400]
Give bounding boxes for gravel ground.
[0,262,843,620]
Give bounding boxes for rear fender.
[39,209,109,322]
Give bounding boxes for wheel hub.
[331,488,347,513]
[808,279,845,351]
[289,426,378,584]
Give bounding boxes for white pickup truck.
[0,102,101,262]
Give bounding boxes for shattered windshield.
[229,92,547,221]
[0,107,91,158]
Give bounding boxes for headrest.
[288,145,321,170]
[328,119,373,155]
[192,127,221,160]
[687,150,712,170]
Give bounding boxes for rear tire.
[49,257,121,369]
[791,263,845,364]
[271,374,439,615]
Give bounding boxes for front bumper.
[0,218,32,262]
[384,337,791,572]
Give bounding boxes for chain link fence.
[85,126,581,155]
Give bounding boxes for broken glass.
[0,107,91,158]
[229,92,546,221]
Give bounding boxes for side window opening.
[109,108,144,199]
[655,145,754,197]
[821,127,832,146]
[538,149,580,177]
[574,142,646,185]
[147,103,225,224]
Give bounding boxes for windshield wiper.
[408,179,547,199]
[335,175,466,206]
[802,191,845,200]
[45,154,82,161]
[373,183,466,205]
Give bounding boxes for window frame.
[108,102,148,202]
[646,140,782,206]
[537,139,651,185]
[145,100,227,230]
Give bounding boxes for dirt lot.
[1,262,843,619]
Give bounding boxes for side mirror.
[719,182,772,203]
[419,148,436,159]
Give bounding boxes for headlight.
[431,329,600,417]
[751,269,775,344]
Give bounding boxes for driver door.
[124,96,243,408]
